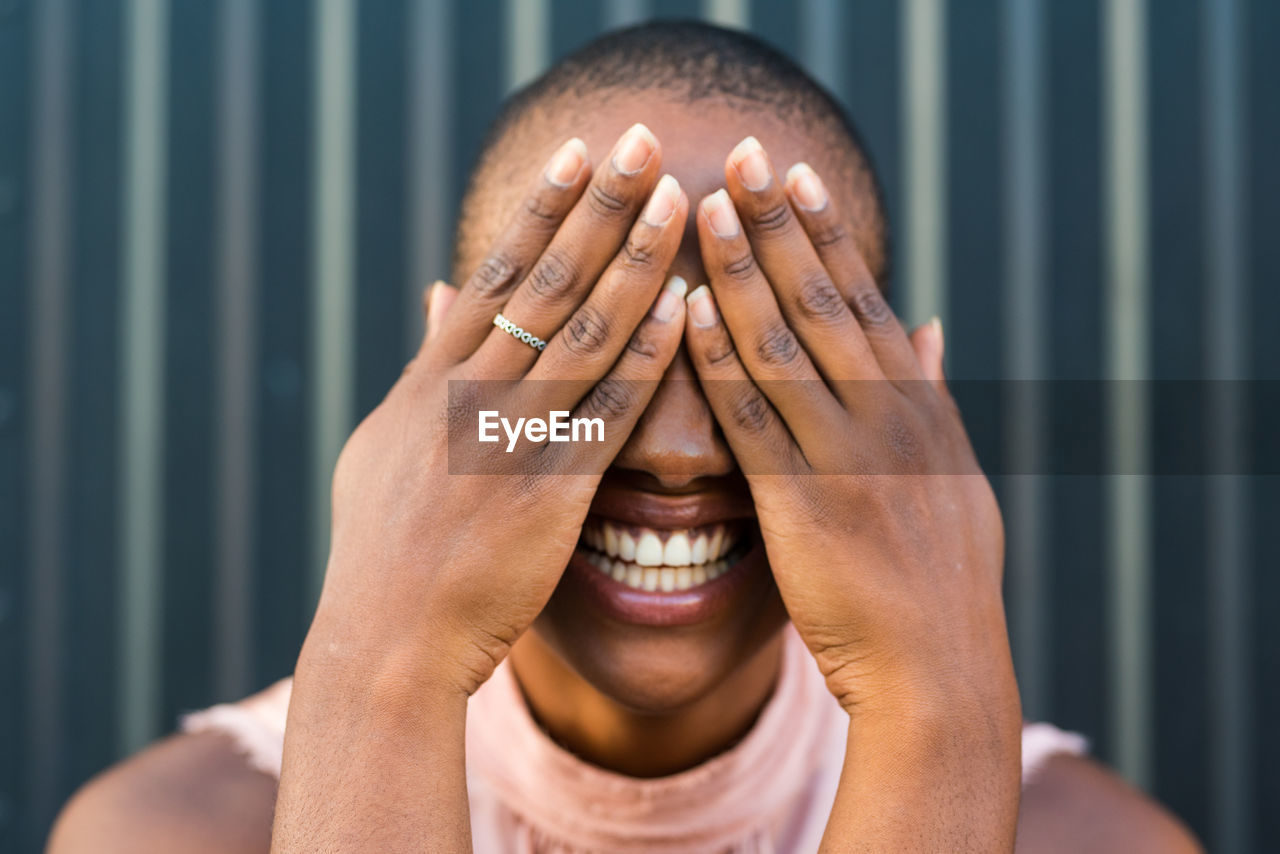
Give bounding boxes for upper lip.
[588,477,756,531]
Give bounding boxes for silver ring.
[493,312,547,351]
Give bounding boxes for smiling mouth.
[577,517,754,592]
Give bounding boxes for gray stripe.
[408,0,454,351]
[604,0,649,29]
[902,0,947,328]
[213,0,259,701]
[1203,0,1250,850]
[27,0,71,820]
[1001,0,1048,719]
[702,0,749,29]
[505,0,549,93]
[119,0,168,755]
[1103,0,1151,789]
[800,0,844,99]
[310,0,358,606]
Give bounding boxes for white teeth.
[663,532,692,566]
[611,563,626,583]
[675,567,692,589]
[709,527,724,560]
[691,534,707,564]
[619,531,636,561]
[691,565,707,585]
[626,566,643,588]
[603,525,617,557]
[659,568,676,592]
[642,568,660,591]
[636,532,664,566]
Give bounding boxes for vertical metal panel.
[213,0,260,701]
[702,0,749,29]
[119,0,168,755]
[309,0,357,607]
[408,0,452,347]
[603,0,649,29]
[27,0,72,838]
[1002,0,1049,720]
[799,0,843,98]
[902,0,946,327]
[1103,0,1152,789]
[1204,0,1250,850]
[506,0,549,92]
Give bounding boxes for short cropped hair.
[452,20,891,290]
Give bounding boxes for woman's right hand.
[307,124,689,699]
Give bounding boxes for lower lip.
[561,536,768,627]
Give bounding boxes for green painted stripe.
[310,0,358,608]
[119,0,168,754]
[1002,0,1049,720]
[1104,0,1152,790]
[902,0,946,328]
[213,0,259,701]
[1204,0,1250,850]
[506,0,549,93]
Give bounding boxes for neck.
[507,631,784,778]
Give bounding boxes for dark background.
[1,0,1276,851]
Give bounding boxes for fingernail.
[612,123,657,175]
[686,284,718,328]
[930,315,945,351]
[702,189,740,238]
[731,136,771,191]
[651,276,688,322]
[546,138,587,187]
[643,174,681,226]
[786,162,828,211]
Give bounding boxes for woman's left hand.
[682,137,1018,727]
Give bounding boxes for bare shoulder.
[1015,754,1203,853]
[47,731,276,854]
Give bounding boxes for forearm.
[271,621,473,853]
[820,683,1022,852]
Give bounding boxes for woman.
[50,23,1199,852]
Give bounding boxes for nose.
[611,242,737,489]
[612,348,737,489]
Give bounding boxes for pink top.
[184,624,1086,853]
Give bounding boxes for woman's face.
[461,94,874,714]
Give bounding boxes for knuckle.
[749,201,793,233]
[584,376,637,420]
[794,275,846,321]
[521,191,561,226]
[471,252,521,297]
[850,287,894,328]
[561,306,612,356]
[755,323,802,368]
[625,324,663,361]
[526,249,577,300]
[722,251,758,282]
[619,234,657,271]
[810,219,850,250]
[587,181,632,221]
[728,389,773,434]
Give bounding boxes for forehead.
[468,92,865,271]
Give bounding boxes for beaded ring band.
[493,312,548,351]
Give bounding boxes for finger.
[696,188,844,445]
[528,175,688,397]
[556,278,688,471]
[908,318,944,388]
[438,137,592,363]
[723,137,881,387]
[425,281,460,345]
[472,123,664,377]
[784,162,922,382]
[681,284,806,474]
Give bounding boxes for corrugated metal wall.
[2,0,1276,851]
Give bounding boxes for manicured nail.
[702,189,740,238]
[651,275,688,322]
[786,162,828,211]
[545,138,587,187]
[643,174,681,226]
[686,284,718,327]
[731,136,771,191]
[612,123,657,175]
